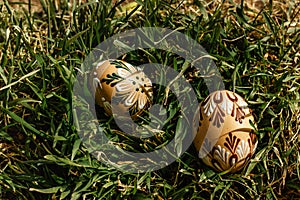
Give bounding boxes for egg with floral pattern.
[193,90,258,173]
[91,59,153,119]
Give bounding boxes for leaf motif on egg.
[200,90,248,128]
[100,59,136,86]
[194,90,258,173]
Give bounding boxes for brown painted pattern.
[202,91,247,128]
[197,90,257,172]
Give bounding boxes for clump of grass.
[0,0,299,199]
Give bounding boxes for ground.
[0,0,299,199]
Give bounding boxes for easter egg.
[193,90,258,173]
[91,59,153,119]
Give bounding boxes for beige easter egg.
[91,59,153,119]
[193,90,258,173]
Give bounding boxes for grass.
[0,0,299,199]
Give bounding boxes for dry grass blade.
[0,0,299,199]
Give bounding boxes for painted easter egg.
[91,59,153,119]
[193,90,258,173]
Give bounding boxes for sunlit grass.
[0,0,299,199]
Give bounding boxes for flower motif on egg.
[91,59,153,119]
[193,90,258,173]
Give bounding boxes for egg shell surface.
[91,59,153,118]
[193,90,258,173]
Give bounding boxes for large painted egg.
[91,59,153,119]
[193,90,258,173]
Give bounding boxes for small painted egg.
[91,59,153,119]
[193,90,258,173]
